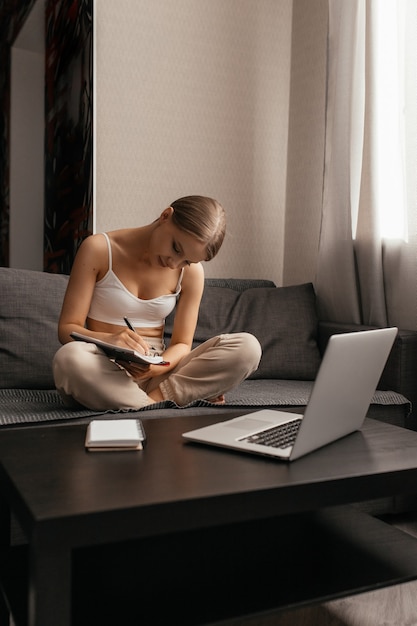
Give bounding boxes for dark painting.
[0,0,93,273]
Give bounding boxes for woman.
[53,195,262,410]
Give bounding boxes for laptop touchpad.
[223,418,275,431]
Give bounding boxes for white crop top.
[87,233,183,327]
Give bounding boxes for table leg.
[0,495,11,625]
[28,531,71,626]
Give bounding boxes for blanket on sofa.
[0,385,409,427]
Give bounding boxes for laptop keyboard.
[241,418,302,449]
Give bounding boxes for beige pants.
[53,333,262,411]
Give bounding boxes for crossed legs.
[53,333,262,412]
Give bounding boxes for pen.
[123,316,136,333]
[123,317,170,366]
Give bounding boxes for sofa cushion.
[0,268,69,389]
[204,278,276,291]
[166,282,321,380]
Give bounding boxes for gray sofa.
[0,267,415,431]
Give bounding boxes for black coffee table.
[2,414,417,626]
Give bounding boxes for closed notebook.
[85,419,146,451]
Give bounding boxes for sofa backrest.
[0,270,322,389]
[0,268,69,389]
[165,279,322,381]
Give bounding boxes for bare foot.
[207,394,225,405]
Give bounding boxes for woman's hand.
[109,328,151,355]
[115,359,150,379]
[112,329,171,380]
[115,361,169,381]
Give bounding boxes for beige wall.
[95,0,293,284]
[283,0,327,286]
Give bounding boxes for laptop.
[182,327,398,461]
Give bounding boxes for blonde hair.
[170,195,226,261]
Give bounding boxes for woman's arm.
[160,261,205,368]
[58,235,104,344]
[58,235,150,354]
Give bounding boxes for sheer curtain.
[315,0,417,331]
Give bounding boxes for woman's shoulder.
[76,232,103,253]
[73,234,112,277]
[106,227,142,240]
[181,262,205,295]
[80,229,136,252]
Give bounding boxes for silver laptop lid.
[289,327,397,459]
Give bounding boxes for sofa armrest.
[318,321,417,428]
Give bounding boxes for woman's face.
[152,208,207,270]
